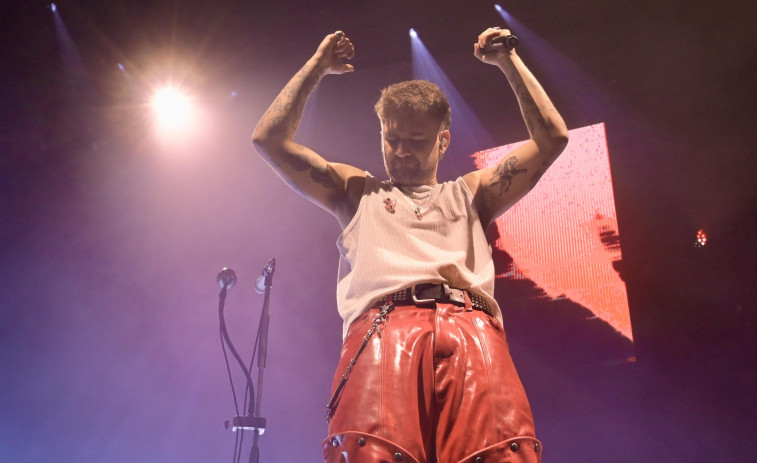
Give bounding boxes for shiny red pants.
[323,300,541,463]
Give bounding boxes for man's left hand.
[474,27,515,65]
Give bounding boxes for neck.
[391,178,437,188]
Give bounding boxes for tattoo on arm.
[280,149,311,171]
[311,165,338,189]
[257,65,340,193]
[489,157,527,195]
[263,67,321,138]
[279,144,338,190]
[511,76,556,138]
[524,107,554,134]
[529,161,548,189]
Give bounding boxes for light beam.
[409,29,494,157]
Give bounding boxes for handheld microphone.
[485,34,519,51]
[217,268,238,289]
[254,258,276,294]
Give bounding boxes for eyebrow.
[383,131,429,137]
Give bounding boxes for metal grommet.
[509,441,520,452]
[393,452,404,461]
[357,437,366,447]
[534,442,540,453]
[331,438,339,447]
[474,457,484,463]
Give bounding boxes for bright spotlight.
[51,3,57,12]
[494,4,503,12]
[409,28,418,38]
[150,86,194,134]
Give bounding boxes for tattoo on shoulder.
[489,157,527,195]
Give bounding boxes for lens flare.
[151,86,193,134]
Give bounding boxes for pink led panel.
[473,123,632,340]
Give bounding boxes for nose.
[395,140,412,158]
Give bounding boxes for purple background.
[1,1,755,461]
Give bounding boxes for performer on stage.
[252,27,568,463]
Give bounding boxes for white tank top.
[336,174,502,339]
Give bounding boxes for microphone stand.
[220,260,275,463]
[249,260,274,463]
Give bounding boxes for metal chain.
[326,301,394,423]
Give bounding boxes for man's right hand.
[252,30,365,227]
[312,31,355,76]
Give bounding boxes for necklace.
[396,184,436,220]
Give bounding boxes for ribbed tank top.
[336,173,502,339]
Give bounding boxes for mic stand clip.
[224,415,267,435]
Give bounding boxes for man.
[253,27,568,463]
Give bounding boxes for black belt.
[383,283,492,316]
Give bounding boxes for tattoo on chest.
[490,156,527,195]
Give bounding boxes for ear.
[439,130,450,159]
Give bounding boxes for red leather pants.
[323,300,541,463]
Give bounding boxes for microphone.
[217,268,238,289]
[485,34,519,51]
[254,258,276,294]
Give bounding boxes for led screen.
[473,123,632,340]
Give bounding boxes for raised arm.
[252,31,366,225]
[463,27,570,226]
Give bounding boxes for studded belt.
[384,283,492,317]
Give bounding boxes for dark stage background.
[1,1,755,462]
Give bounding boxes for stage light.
[117,63,125,71]
[409,28,418,38]
[695,229,708,247]
[150,86,194,134]
[51,3,57,12]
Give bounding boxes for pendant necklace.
[396,185,436,220]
